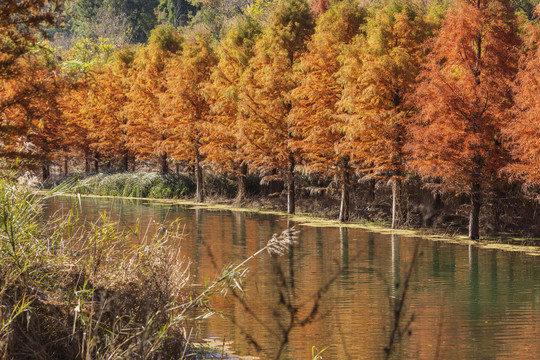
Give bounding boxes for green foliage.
[70,0,159,43]
[61,37,116,74]
[268,0,313,56]
[314,0,367,43]
[512,0,539,19]
[158,0,199,26]
[70,0,104,36]
[148,24,183,52]
[73,172,196,198]
[244,0,278,21]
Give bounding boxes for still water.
[43,196,540,359]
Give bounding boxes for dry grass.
[0,181,198,359]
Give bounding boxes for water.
[43,196,540,359]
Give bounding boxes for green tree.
[158,0,198,26]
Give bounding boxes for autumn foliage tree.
[127,25,182,174]
[60,78,97,173]
[85,50,135,171]
[206,16,262,203]
[408,0,521,239]
[164,31,217,202]
[1,0,63,169]
[239,0,313,214]
[340,2,433,228]
[290,0,366,221]
[505,5,540,186]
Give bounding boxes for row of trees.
[2,0,540,239]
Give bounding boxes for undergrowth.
[0,180,198,359]
[72,172,196,198]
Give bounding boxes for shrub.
[71,172,196,199]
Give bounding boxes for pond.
[43,196,540,359]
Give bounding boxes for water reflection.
[42,196,540,359]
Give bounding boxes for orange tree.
[205,15,262,203]
[408,0,521,239]
[340,1,433,228]
[59,78,97,173]
[505,5,540,186]
[239,0,313,214]
[0,0,63,168]
[290,0,366,221]
[164,32,217,202]
[84,49,135,171]
[127,25,182,174]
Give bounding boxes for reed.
[72,172,196,199]
[0,180,197,359]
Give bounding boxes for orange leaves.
[504,17,540,185]
[163,32,216,164]
[290,0,365,177]
[0,56,65,161]
[408,0,520,191]
[341,3,432,179]
[204,17,261,176]
[125,26,183,169]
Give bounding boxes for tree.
[239,0,313,214]
[290,0,366,221]
[60,78,97,173]
[71,0,159,43]
[164,31,217,202]
[206,15,262,203]
[84,50,135,171]
[0,0,62,76]
[340,1,433,228]
[127,25,182,174]
[158,0,198,27]
[408,0,521,239]
[0,0,64,170]
[505,5,540,185]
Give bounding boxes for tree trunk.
[236,163,248,204]
[469,182,481,240]
[42,163,50,182]
[159,153,169,175]
[85,155,90,173]
[195,154,204,203]
[287,154,295,215]
[63,158,69,177]
[121,151,129,172]
[94,153,99,172]
[391,178,401,229]
[339,168,351,223]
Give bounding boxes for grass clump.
[0,180,198,359]
[73,172,195,199]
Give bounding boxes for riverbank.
[43,190,540,256]
[0,182,212,359]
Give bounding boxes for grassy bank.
[0,181,207,359]
[47,172,540,254]
[46,189,540,257]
